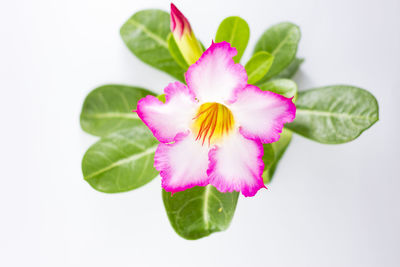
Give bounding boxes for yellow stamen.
[192,103,234,145]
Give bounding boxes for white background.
[1,0,399,266]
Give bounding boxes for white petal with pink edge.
[136,82,198,143]
[207,131,265,197]
[230,85,296,144]
[155,133,210,193]
[185,41,247,103]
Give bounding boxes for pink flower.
[170,3,203,65]
[136,42,296,197]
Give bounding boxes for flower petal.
[185,41,247,103]
[230,85,296,143]
[136,82,197,143]
[207,131,265,197]
[155,133,210,193]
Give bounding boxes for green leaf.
[215,16,250,63]
[200,42,206,51]
[259,78,298,101]
[157,94,166,103]
[82,126,159,193]
[263,128,293,183]
[120,9,185,82]
[80,84,154,137]
[274,57,304,79]
[286,85,379,144]
[254,22,301,82]
[167,33,189,70]
[245,51,274,84]
[262,143,275,183]
[162,185,239,240]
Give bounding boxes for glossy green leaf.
[200,42,206,51]
[259,79,298,101]
[215,16,250,63]
[245,51,274,84]
[157,94,166,103]
[286,85,379,144]
[120,9,185,82]
[82,126,158,193]
[254,22,301,82]
[263,128,293,183]
[162,185,239,240]
[80,84,154,137]
[167,33,189,70]
[262,143,275,183]
[274,57,304,79]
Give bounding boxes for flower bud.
[170,3,203,65]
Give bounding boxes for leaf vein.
[126,19,168,48]
[84,145,157,180]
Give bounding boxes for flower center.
[192,102,234,145]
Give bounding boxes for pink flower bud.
[170,3,203,65]
[170,3,192,39]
